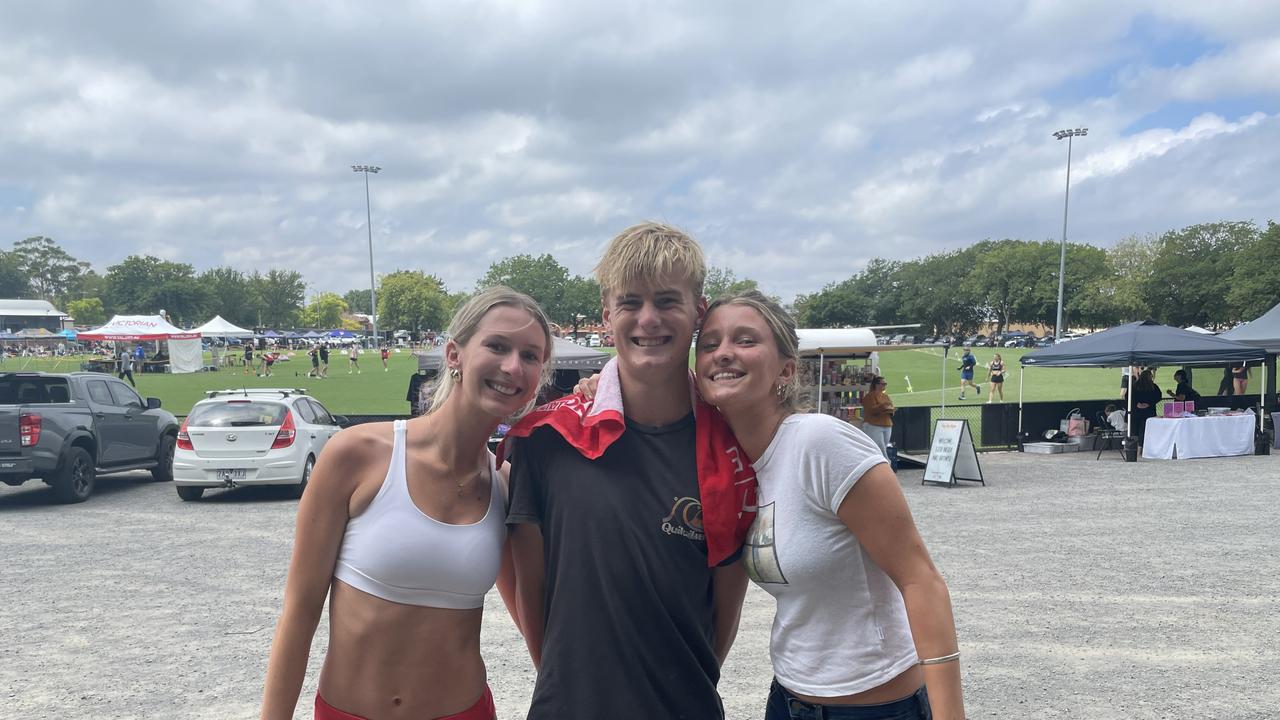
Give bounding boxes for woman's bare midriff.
[788,664,923,706]
[318,580,488,719]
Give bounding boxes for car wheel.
[291,455,315,499]
[151,434,176,482]
[176,485,204,501]
[52,446,96,504]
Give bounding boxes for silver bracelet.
[919,651,961,665]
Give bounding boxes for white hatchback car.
[172,389,345,501]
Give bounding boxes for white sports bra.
[333,420,506,609]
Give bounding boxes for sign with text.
[923,419,985,487]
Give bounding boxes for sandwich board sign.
[923,419,985,487]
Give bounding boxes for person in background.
[243,342,255,375]
[117,345,135,387]
[1166,370,1201,403]
[1105,403,1127,434]
[259,286,552,720]
[347,344,361,374]
[1231,363,1250,396]
[1120,365,1137,401]
[860,375,895,460]
[957,348,980,400]
[306,345,321,379]
[1218,365,1235,397]
[318,343,330,378]
[1130,369,1162,446]
[259,351,278,378]
[986,353,1006,403]
[381,345,391,371]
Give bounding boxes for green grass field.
[1,349,425,416]
[1,344,1250,417]
[873,346,1237,407]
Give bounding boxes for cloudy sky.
[2,1,1278,306]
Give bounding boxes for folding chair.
[1095,411,1126,460]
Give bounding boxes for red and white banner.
[77,315,201,341]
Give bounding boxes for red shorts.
[315,687,495,720]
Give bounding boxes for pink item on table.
[1171,401,1185,416]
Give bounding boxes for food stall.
[1020,320,1267,460]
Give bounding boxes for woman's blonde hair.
[423,285,554,418]
[704,289,806,412]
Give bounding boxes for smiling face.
[603,273,705,387]
[694,303,795,415]
[446,305,549,419]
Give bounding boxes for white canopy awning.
[797,328,937,356]
[78,315,200,341]
[193,315,254,337]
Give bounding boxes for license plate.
[216,469,247,481]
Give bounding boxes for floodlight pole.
[1053,128,1087,340]
[352,165,381,346]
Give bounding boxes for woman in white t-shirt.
[696,290,965,720]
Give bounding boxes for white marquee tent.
[78,315,203,374]
[193,316,254,368]
[193,315,254,338]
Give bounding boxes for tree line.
[792,220,1280,335]
[0,239,610,333]
[6,219,1274,335]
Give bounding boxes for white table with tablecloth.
[1141,414,1256,460]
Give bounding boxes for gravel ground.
[2,450,1278,719]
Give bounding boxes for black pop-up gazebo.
[1220,302,1280,413]
[1020,320,1268,434]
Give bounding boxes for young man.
[957,347,981,400]
[508,222,749,719]
[318,343,330,378]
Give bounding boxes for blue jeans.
[863,424,892,460]
[765,680,931,720]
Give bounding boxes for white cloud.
[0,1,1278,305]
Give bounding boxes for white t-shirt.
[1107,409,1127,432]
[743,413,919,696]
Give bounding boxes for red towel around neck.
[497,359,757,567]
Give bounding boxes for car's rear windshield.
[0,376,73,404]
[187,401,287,427]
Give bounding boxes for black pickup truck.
[0,372,180,503]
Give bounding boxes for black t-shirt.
[1175,382,1202,402]
[1133,385,1162,412]
[508,413,724,719]
[319,346,329,362]
[406,373,430,415]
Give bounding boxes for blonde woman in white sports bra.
[261,286,553,720]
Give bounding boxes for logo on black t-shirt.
[661,496,705,542]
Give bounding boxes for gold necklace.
[457,468,484,497]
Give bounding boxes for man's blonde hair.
[594,222,707,298]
